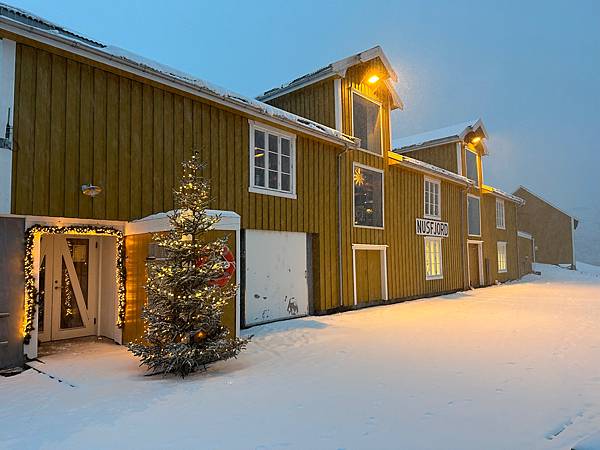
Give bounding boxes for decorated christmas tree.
[129,152,248,377]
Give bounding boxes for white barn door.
[244,230,309,326]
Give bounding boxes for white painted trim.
[22,214,127,231]
[497,241,508,273]
[423,176,441,220]
[496,198,506,230]
[248,120,297,199]
[465,147,480,187]
[0,38,15,214]
[467,194,481,237]
[235,226,241,337]
[571,217,576,268]
[456,142,463,176]
[334,78,342,132]
[424,236,443,280]
[467,240,485,286]
[517,231,533,239]
[352,162,385,229]
[0,18,357,149]
[351,244,388,305]
[125,209,240,235]
[351,89,384,157]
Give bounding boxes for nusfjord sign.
[415,218,449,238]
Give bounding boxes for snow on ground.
[2,264,600,450]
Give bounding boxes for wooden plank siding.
[402,143,458,173]
[12,43,470,319]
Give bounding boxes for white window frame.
[352,162,385,230]
[496,198,506,230]
[351,243,389,305]
[465,147,479,186]
[423,176,441,220]
[249,121,297,199]
[350,89,384,157]
[497,241,508,273]
[424,236,443,280]
[467,194,481,237]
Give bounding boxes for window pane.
[268,170,278,189]
[281,138,290,156]
[281,155,290,174]
[354,166,383,227]
[466,151,479,184]
[254,168,265,187]
[268,134,278,153]
[255,130,265,150]
[281,174,290,192]
[468,197,481,236]
[353,93,381,155]
[268,151,278,170]
[254,149,265,168]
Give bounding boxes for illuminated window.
[353,164,384,228]
[249,122,296,198]
[352,91,382,156]
[425,237,443,280]
[467,195,481,236]
[497,241,507,273]
[496,199,505,229]
[424,178,441,219]
[466,149,479,185]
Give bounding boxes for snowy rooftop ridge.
[256,46,403,110]
[393,119,487,153]
[388,151,473,185]
[0,4,357,147]
[482,185,525,205]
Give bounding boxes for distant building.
[513,186,579,268]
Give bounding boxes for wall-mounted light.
[366,74,380,84]
[471,136,482,145]
[81,184,103,197]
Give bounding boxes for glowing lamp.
[471,136,482,145]
[367,74,380,84]
[81,184,103,197]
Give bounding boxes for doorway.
[37,234,118,342]
[467,242,483,288]
[352,244,388,305]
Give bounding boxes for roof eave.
[388,151,472,186]
[0,17,358,149]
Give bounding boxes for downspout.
[338,145,353,307]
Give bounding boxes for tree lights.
[23,224,125,344]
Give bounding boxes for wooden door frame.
[351,243,388,305]
[467,239,484,287]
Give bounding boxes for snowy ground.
[2,264,600,450]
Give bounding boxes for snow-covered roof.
[388,151,473,185]
[393,119,488,154]
[256,46,403,110]
[125,210,240,235]
[515,185,580,224]
[482,185,525,205]
[0,3,358,148]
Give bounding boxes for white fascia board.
[0,18,357,149]
[0,37,15,214]
[125,209,240,235]
[517,231,533,239]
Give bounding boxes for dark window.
[354,165,383,228]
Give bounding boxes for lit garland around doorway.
[23,225,126,344]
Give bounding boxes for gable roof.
[392,119,488,154]
[514,185,579,227]
[256,46,403,110]
[0,3,359,148]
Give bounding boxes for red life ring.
[196,245,236,287]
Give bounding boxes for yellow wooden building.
[0,4,528,369]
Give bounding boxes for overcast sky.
[10,0,599,210]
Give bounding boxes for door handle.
[54,285,62,290]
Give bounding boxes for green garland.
[24,224,126,344]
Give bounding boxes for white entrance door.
[244,230,309,326]
[37,235,99,342]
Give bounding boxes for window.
[424,178,441,219]
[467,195,481,236]
[466,149,479,185]
[353,164,384,228]
[425,237,443,280]
[497,241,507,273]
[250,122,296,198]
[496,199,505,229]
[352,91,382,155]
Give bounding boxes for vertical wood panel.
[129,80,142,219]
[92,68,107,219]
[49,54,66,217]
[118,77,131,220]
[152,88,164,213]
[105,73,119,219]
[64,59,80,217]
[79,64,94,218]
[32,50,51,215]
